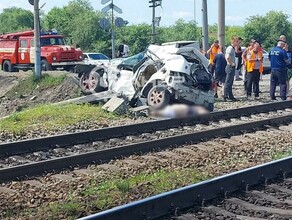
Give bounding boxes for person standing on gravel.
[224,36,240,101]
[269,39,289,100]
[245,41,263,99]
[279,35,292,99]
[285,45,292,99]
[235,37,243,81]
[242,39,256,92]
[207,40,220,74]
[213,49,227,98]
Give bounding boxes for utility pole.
[194,0,196,23]
[29,0,41,78]
[218,0,225,52]
[101,0,123,58]
[111,0,115,58]
[201,0,209,52]
[149,0,162,44]
[34,0,41,79]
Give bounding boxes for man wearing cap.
[269,38,289,100]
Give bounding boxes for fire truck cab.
[0,30,83,72]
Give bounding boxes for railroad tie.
[230,135,252,144]
[278,124,292,132]
[191,144,214,151]
[97,164,120,172]
[0,186,16,195]
[205,141,228,149]
[156,151,181,159]
[117,159,142,167]
[73,169,96,176]
[266,184,292,195]
[173,148,197,156]
[283,178,292,184]
[220,138,241,146]
[227,197,292,217]
[249,190,292,206]
[243,133,267,140]
[22,180,43,188]
[8,156,32,164]
[51,174,74,181]
[203,205,266,220]
[140,155,160,161]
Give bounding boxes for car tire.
[79,71,104,95]
[3,60,15,72]
[147,85,170,110]
[41,59,52,71]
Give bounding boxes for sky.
[1,0,292,26]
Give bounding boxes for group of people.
[207,35,292,101]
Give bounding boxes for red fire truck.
[0,30,83,72]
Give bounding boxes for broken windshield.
[118,52,145,70]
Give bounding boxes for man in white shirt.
[224,36,241,101]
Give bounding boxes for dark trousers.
[224,65,235,99]
[244,72,257,93]
[246,70,260,97]
[270,69,288,100]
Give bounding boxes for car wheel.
[147,86,170,109]
[79,71,104,95]
[3,60,15,72]
[41,59,52,71]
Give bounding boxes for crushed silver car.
[133,42,214,111]
[77,41,215,111]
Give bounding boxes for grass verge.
[5,73,67,99]
[19,168,210,219]
[271,150,292,160]
[0,103,118,135]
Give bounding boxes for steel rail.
[0,100,291,158]
[79,156,292,220]
[0,113,291,183]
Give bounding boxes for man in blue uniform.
[269,39,289,100]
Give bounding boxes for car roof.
[84,52,104,55]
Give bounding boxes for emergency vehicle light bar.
[40,29,58,36]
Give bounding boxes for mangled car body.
[78,41,214,111]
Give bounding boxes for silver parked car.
[262,49,271,74]
[83,53,110,67]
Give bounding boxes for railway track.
[80,157,292,220]
[0,101,292,182]
[1,102,292,219]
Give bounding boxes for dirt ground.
[0,71,81,118]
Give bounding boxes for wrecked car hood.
[107,43,209,100]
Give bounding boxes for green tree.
[43,0,104,51]
[243,11,292,49]
[225,26,244,44]
[208,24,218,45]
[159,19,200,44]
[116,24,152,55]
[0,7,33,34]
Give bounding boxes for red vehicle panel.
[0,30,83,72]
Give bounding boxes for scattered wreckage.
[76,41,215,114]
